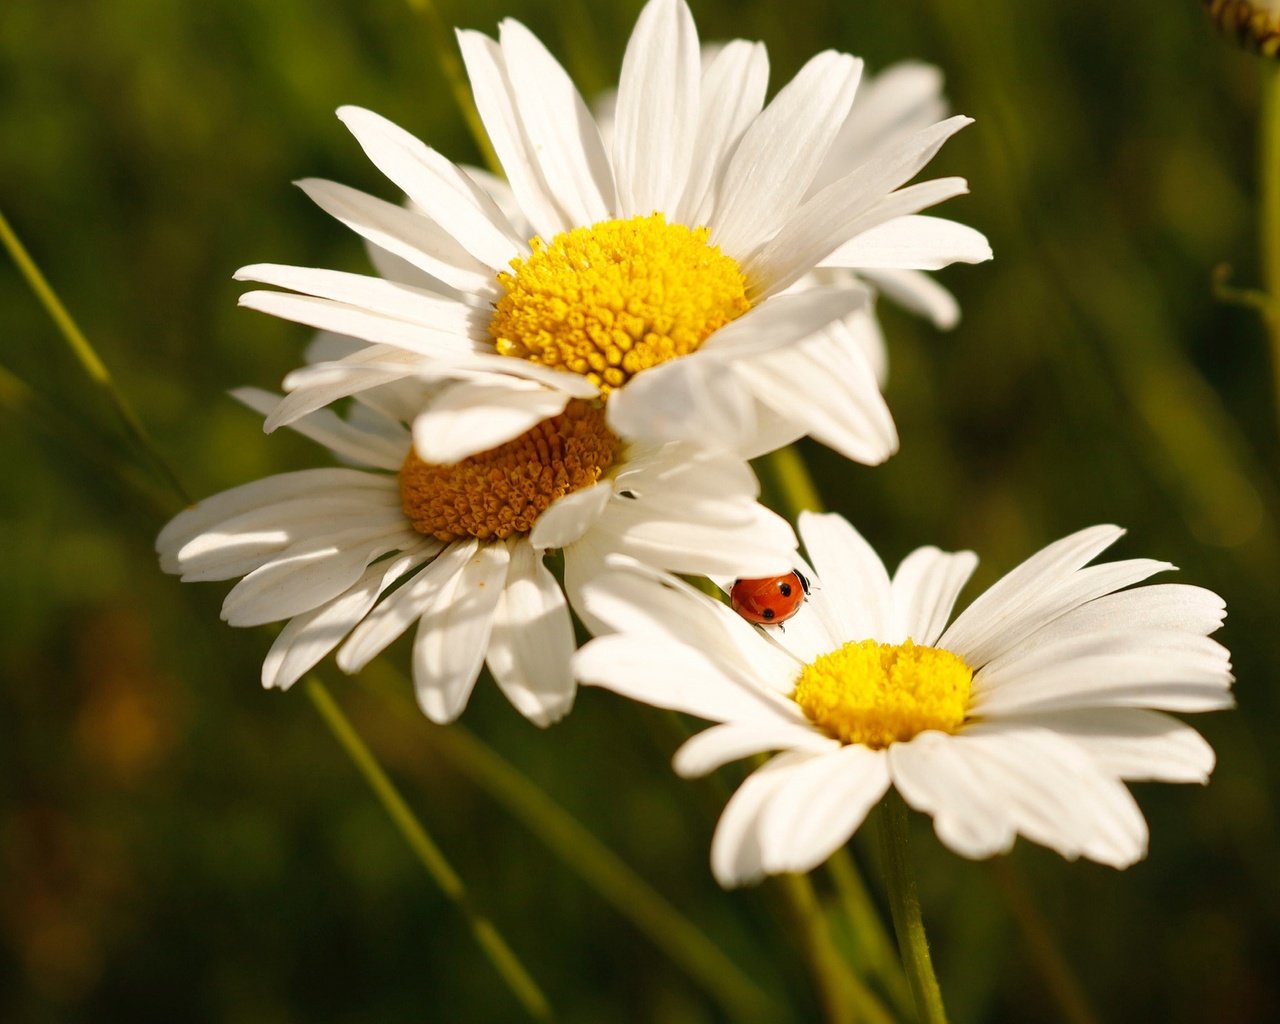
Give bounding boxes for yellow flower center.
[792,639,973,749]
[399,399,618,542]
[489,214,752,393]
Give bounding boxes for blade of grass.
[0,207,191,505]
[0,361,174,518]
[773,872,895,1024]
[305,677,552,1021]
[988,858,1099,1024]
[404,0,502,175]
[825,849,915,1017]
[360,661,779,1024]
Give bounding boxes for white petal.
[462,166,530,237]
[157,470,396,577]
[821,215,991,271]
[499,19,615,225]
[925,724,1150,868]
[970,631,1234,717]
[612,0,700,217]
[410,377,571,464]
[937,525,1125,664]
[337,540,476,672]
[1002,583,1227,648]
[406,352,600,396]
[574,634,794,724]
[733,319,897,465]
[676,39,769,225]
[485,540,576,726]
[222,524,413,627]
[573,559,802,690]
[231,387,407,471]
[860,267,960,329]
[266,348,429,432]
[995,708,1215,784]
[710,51,863,258]
[297,178,496,295]
[262,544,438,690]
[593,495,797,580]
[797,512,893,642]
[888,732,1016,859]
[841,304,889,386]
[457,29,567,239]
[889,546,979,647]
[236,263,485,342]
[238,290,481,360]
[336,106,524,270]
[605,289,866,447]
[750,175,971,300]
[961,557,1177,670]
[605,352,755,448]
[613,439,761,498]
[710,752,815,887]
[759,746,891,875]
[529,482,613,550]
[812,61,948,193]
[413,540,511,723]
[158,468,374,551]
[673,721,838,778]
[559,533,611,635]
[701,286,869,358]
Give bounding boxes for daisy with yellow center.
[156,373,796,726]
[590,55,992,390]
[574,512,1234,887]
[233,0,983,467]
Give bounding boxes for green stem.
[774,874,894,1024]
[0,208,191,505]
[989,859,1099,1024]
[0,362,174,517]
[405,0,502,175]
[362,665,775,1024]
[876,792,947,1024]
[756,446,825,522]
[825,850,914,1017]
[1260,59,1280,436]
[758,447,912,1013]
[305,678,552,1021]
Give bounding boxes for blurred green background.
[3,0,1279,1020]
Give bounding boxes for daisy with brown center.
[234,0,979,467]
[156,380,796,725]
[574,512,1234,886]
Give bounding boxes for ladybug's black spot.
[762,608,776,620]
[779,582,792,597]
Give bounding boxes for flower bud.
[1203,0,1280,57]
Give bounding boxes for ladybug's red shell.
[730,571,810,625]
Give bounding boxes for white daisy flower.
[156,383,797,727]
[235,0,981,467]
[595,56,991,387]
[574,512,1234,886]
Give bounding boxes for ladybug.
[730,570,811,625]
